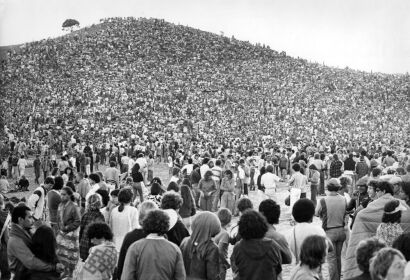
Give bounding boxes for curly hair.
[237,197,253,213]
[300,235,327,269]
[238,210,268,240]
[376,181,394,196]
[259,199,280,225]
[161,191,183,210]
[88,173,101,184]
[356,237,386,273]
[392,232,410,261]
[217,208,232,227]
[142,209,169,235]
[370,247,405,280]
[86,193,103,212]
[292,198,315,223]
[167,181,180,193]
[87,222,113,241]
[150,182,165,196]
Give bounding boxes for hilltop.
[1,17,409,147]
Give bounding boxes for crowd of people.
[0,16,410,280]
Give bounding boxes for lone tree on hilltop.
[62,19,80,32]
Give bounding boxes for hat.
[384,200,407,214]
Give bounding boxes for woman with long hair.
[146,182,164,207]
[179,184,196,231]
[62,167,74,185]
[180,212,221,279]
[56,186,81,278]
[29,225,60,280]
[198,170,217,211]
[131,163,144,203]
[79,193,105,261]
[109,188,139,252]
[289,235,328,280]
[220,170,236,213]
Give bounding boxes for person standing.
[17,155,27,178]
[316,178,347,280]
[33,155,41,185]
[41,155,52,181]
[288,163,308,207]
[56,187,81,279]
[329,154,343,179]
[7,205,61,280]
[27,177,54,227]
[260,165,281,202]
[198,170,217,211]
[0,194,11,280]
[47,178,63,235]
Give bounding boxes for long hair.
[118,188,133,212]
[180,185,193,210]
[32,225,58,264]
[62,186,75,202]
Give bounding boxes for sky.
[1,0,409,74]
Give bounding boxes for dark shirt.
[329,160,343,178]
[344,158,356,171]
[345,272,372,280]
[117,228,147,280]
[166,220,190,247]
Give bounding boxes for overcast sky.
[1,0,409,74]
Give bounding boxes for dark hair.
[66,181,76,193]
[181,178,192,188]
[151,177,162,186]
[110,189,120,197]
[266,165,274,173]
[96,189,110,207]
[180,185,193,210]
[167,181,180,192]
[238,210,268,240]
[300,235,327,269]
[118,188,133,212]
[88,173,101,184]
[392,232,410,261]
[44,177,55,186]
[161,191,183,210]
[87,222,113,241]
[150,182,164,196]
[32,225,58,264]
[292,198,315,223]
[372,168,382,177]
[109,161,116,167]
[53,176,64,190]
[51,167,59,176]
[376,181,394,196]
[259,199,280,225]
[61,186,75,202]
[356,237,386,273]
[382,200,402,223]
[217,208,232,227]
[237,197,253,213]
[142,209,169,235]
[11,205,31,223]
[172,167,180,176]
[402,181,410,199]
[293,163,301,172]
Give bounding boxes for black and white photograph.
[0,0,410,279]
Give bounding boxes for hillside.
[1,17,409,147]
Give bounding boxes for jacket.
[180,238,220,280]
[7,223,54,279]
[231,238,282,280]
[57,200,81,233]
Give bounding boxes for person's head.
[76,172,84,181]
[118,188,133,212]
[238,210,268,240]
[203,170,213,180]
[11,205,33,230]
[60,186,75,203]
[66,181,76,193]
[237,197,253,214]
[142,209,169,235]
[392,232,410,261]
[259,166,266,176]
[151,177,162,186]
[356,237,387,273]
[172,167,180,177]
[87,222,114,245]
[292,198,315,223]
[110,189,120,205]
[382,200,405,224]
[309,164,318,171]
[266,165,274,173]
[259,199,280,225]
[138,200,158,225]
[224,169,233,180]
[355,176,369,193]
[64,167,73,175]
[86,193,103,212]
[88,173,101,184]
[96,189,109,207]
[187,158,193,164]
[372,167,382,178]
[161,191,183,211]
[327,178,341,192]
[293,163,301,172]
[314,153,320,160]
[401,181,410,202]
[208,161,214,168]
[299,235,327,270]
[32,225,58,263]
[44,176,56,190]
[375,181,394,198]
[109,161,116,167]
[217,208,232,228]
[96,171,104,182]
[167,181,180,193]
[370,248,406,280]
[181,178,192,188]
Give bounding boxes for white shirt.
[181,164,194,175]
[200,164,210,178]
[288,222,326,262]
[109,205,140,252]
[261,172,280,191]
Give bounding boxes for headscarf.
[188,212,221,259]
